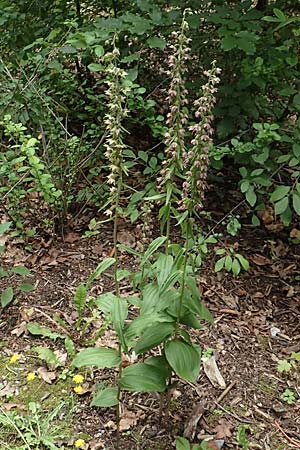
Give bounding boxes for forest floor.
[0,195,300,450]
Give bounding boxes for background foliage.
[1,0,300,231]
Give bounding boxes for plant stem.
[175,216,190,338]
[165,210,171,255]
[112,174,122,448]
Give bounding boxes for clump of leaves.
[0,222,35,308]
[281,388,295,405]
[214,247,249,276]
[277,352,300,374]
[0,401,72,450]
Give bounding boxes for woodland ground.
[0,187,300,450]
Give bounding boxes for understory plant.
[72,14,220,448]
[0,221,34,308]
[0,115,62,231]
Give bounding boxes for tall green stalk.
[102,37,130,449]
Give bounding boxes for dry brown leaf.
[119,409,139,431]
[290,228,300,239]
[207,440,225,450]
[11,321,27,337]
[64,232,81,243]
[202,355,226,389]
[0,384,16,397]
[37,367,57,384]
[89,440,106,450]
[257,207,274,225]
[104,420,117,430]
[213,419,232,439]
[265,222,285,232]
[117,230,136,247]
[54,349,68,365]
[20,307,35,322]
[251,254,272,266]
[2,403,26,411]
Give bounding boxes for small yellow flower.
[74,385,83,394]
[73,374,84,384]
[26,372,36,382]
[74,438,85,448]
[10,353,21,364]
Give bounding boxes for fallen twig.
[274,420,300,449]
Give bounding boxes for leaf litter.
[0,218,299,449]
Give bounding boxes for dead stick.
[215,381,236,404]
[274,421,300,448]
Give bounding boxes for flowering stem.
[102,37,130,449]
[175,216,190,338]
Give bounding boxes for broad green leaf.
[95,292,118,315]
[291,352,300,362]
[252,214,260,226]
[232,259,241,276]
[183,292,202,317]
[124,312,171,343]
[94,45,104,57]
[74,283,87,314]
[176,437,191,450]
[91,387,118,407]
[141,236,167,265]
[32,346,61,368]
[293,144,300,158]
[225,255,233,271]
[87,258,115,287]
[116,269,131,281]
[141,282,160,314]
[0,222,11,234]
[273,8,286,21]
[27,322,63,340]
[64,337,76,357]
[245,187,257,207]
[111,297,128,349]
[280,206,292,226]
[235,254,250,271]
[262,16,281,23]
[214,256,225,272]
[292,192,300,215]
[185,276,201,303]
[236,37,256,54]
[293,94,300,109]
[134,322,175,354]
[240,180,250,193]
[146,37,166,50]
[18,283,35,292]
[145,356,172,379]
[270,186,290,202]
[277,359,291,373]
[221,36,236,51]
[156,254,173,288]
[120,363,166,392]
[127,67,138,81]
[11,266,31,276]
[165,339,201,382]
[275,196,289,215]
[177,309,201,329]
[198,304,214,323]
[160,270,181,294]
[72,347,121,369]
[1,287,14,307]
